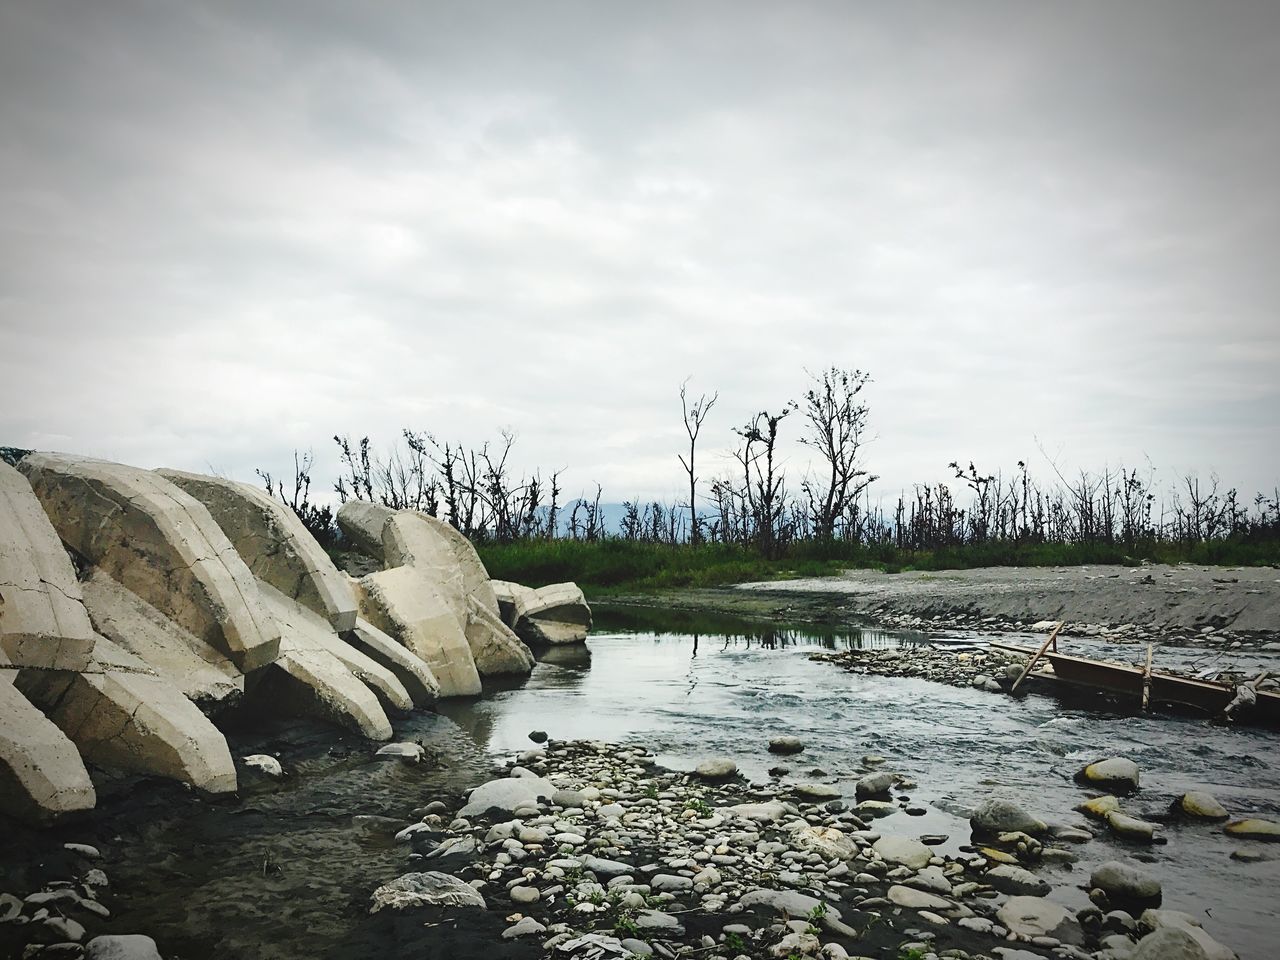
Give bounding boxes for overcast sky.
[2,1,1277,509]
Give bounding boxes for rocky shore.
[354,736,1272,960]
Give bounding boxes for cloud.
[2,0,1277,508]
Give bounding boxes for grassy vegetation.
[475,536,1280,593]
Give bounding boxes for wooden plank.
[1011,621,1063,693]
[1141,643,1154,711]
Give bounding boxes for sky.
[2,1,1278,510]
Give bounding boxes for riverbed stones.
[1107,810,1158,842]
[375,742,425,762]
[19,453,281,672]
[985,864,1051,896]
[1131,927,1213,960]
[242,754,283,777]
[855,771,895,797]
[694,758,738,780]
[768,735,805,754]
[970,798,1047,836]
[1079,795,1122,820]
[724,799,789,822]
[0,675,96,823]
[159,470,358,631]
[1090,861,1162,906]
[872,835,931,869]
[354,565,481,697]
[1078,758,1140,793]
[793,825,858,860]
[460,775,555,818]
[1176,791,1229,820]
[996,896,1083,944]
[0,460,97,671]
[1140,910,1235,960]
[793,782,840,800]
[1223,818,1280,841]
[738,888,841,921]
[886,885,952,911]
[84,935,163,960]
[369,871,486,912]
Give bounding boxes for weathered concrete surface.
[258,582,411,716]
[0,672,96,823]
[414,511,502,617]
[261,643,394,741]
[354,566,482,697]
[492,580,537,628]
[381,512,468,624]
[160,470,358,631]
[344,618,440,707]
[336,501,394,561]
[466,596,536,675]
[510,582,593,645]
[16,636,237,794]
[81,571,243,714]
[19,454,280,672]
[0,461,96,671]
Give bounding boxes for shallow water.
[5,606,1278,959]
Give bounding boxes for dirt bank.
[602,564,1280,647]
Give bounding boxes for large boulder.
[1089,860,1162,907]
[19,454,280,672]
[996,896,1083,944]
[970,797,1048,836]
[0,673,96,823]
[1139,909,1235,960]
[354,567,481,698]
[17,635,237,793]
[369,871,486,912]
[873,835,932,869]
[159,470,358,631]
[459,775,555,818]
[0,461,96,670]
[1077,758,1140,793]
[1131,926,1214,960]
[81,571,243,714]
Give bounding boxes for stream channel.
[4,604,1278,959]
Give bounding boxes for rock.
[376,742,425,762]
[463,594,536,677]
[506,581,592,645]
[343,617,440,707]
[1139,909,1235,960]
[1108,811,1157,842]
[369,871,486,912]
[81,571,243,712]
[242,754,283,777]
[18,634,238,793]
[510,885,540,904]
[85,935,163,960]
[159,470,358,631]
[793,782,840,800]
[353,566,481,698]
[970,798,1047,836]
[725,800,789,822]
[1130,927,1212,960]
[768,736,805,755]
[580,854,633,877]
[1223,818,1280,841]
[529,730,548,743]
[0,460,97,671]
[1078,758,1140,793]
[1090,861,1162,906]
[503,916,546,939]
[985,864,1051,896]
[20,453,280,671]
[635,909,683,933]
[0,673,96,823]
[737,888,841,921]
[1079,794,1122,820]
[651,874,692,891]
[553,788,587,808]
[855,772,895,798]
[460,776,555,818]
[770,932,820,957]
[996,896,1084,944]
[793,826,857,860]
[886,885,953,911]
[1176,792,1228,820]
[694,758,738,780]
[872,835,931,869]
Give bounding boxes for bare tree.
[798,367,876,540]
[678,378,718,544]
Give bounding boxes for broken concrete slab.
[354,566,481,697]
[159,470,358,631]
[258,644,394,741]
[19,454,280,672]
[381,511,468,625]
[0,461,96,671]
[490,580,537,628]
[258,582,411,716]
[511,582,592,645]
[411,512,501,617]
[465,596,535,675]
[344,618,440,707]
[81,571,243,715]
[0,673,96,824]
[16,635,237,794]
[336,501,394,562]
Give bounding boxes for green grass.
[474,536,1280,593]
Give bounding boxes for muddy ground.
[602,564,1280,647]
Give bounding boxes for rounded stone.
[1224,818,1280,841]
[768,736,805,755]
[1176,792,1228,820]
[1077,758,1140,793]
[970,798,1047,836]
[1089,860,1162,905]
[694,758,738,780]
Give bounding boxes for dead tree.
[798,367,876,540]
[678,378,718,544]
